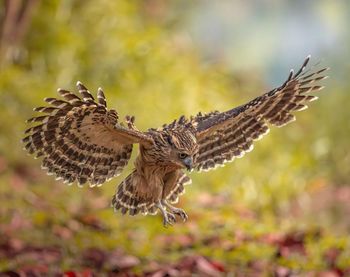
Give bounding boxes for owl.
[23,56,328,226]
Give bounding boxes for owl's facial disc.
[164,130,198,170]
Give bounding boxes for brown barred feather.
[194,56,329,171]
[112,171,158,216]
[166,172,192,204]
[97,88,107,107]
[23,82,152,186]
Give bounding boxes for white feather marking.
[122,180,134,197]
[309,96,318,102]
[246,144,254,153]
[297,105,308,111]
[276,116,296,128]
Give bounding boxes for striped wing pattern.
[194,56,329,172]
[23,82,146,186]
[112,171,191,216]
[166,172,192,204]
[112,171,159,216]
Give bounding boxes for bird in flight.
[23,56,328,227]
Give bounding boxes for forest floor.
[1,157,350,276]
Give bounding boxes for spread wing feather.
[194,56,329,172]
[112,171,159,216]
[166,172,192,204]
[23,82,153,186]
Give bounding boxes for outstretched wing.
[194,56,329,172]
[23,82,153,186]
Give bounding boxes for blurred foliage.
[0,0,350,275]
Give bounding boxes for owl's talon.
[157,201,177,227]
[162,212,176,227]
[162,200,188,222]
[168,212,176,224]
[174,209,188,222]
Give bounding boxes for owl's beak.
[183,157,193,171]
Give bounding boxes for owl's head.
[164,129,199,171]
[146,116,199,170]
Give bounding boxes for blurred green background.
[0,0,349,275]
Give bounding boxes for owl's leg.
[162,200,188,222]
[156,201,176,227]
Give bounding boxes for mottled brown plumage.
[23,56,328,226]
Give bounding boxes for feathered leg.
[162,200,188,222]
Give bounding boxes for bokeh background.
[0,0,349,276]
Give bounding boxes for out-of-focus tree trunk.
[0,0,38,66]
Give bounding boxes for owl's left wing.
[23,82,153,186]
[194,56,329,172]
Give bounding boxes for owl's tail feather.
[112,173,157,216]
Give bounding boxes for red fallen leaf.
[196,256,222,277]
[275,231,307,257]
[64,271,77,277]
[209,261,225,273]
[81,268,94,277]
[64,269,94,277]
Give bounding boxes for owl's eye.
[178,153,188,159]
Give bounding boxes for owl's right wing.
[23,82,153,186]
[194,56,329,172]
